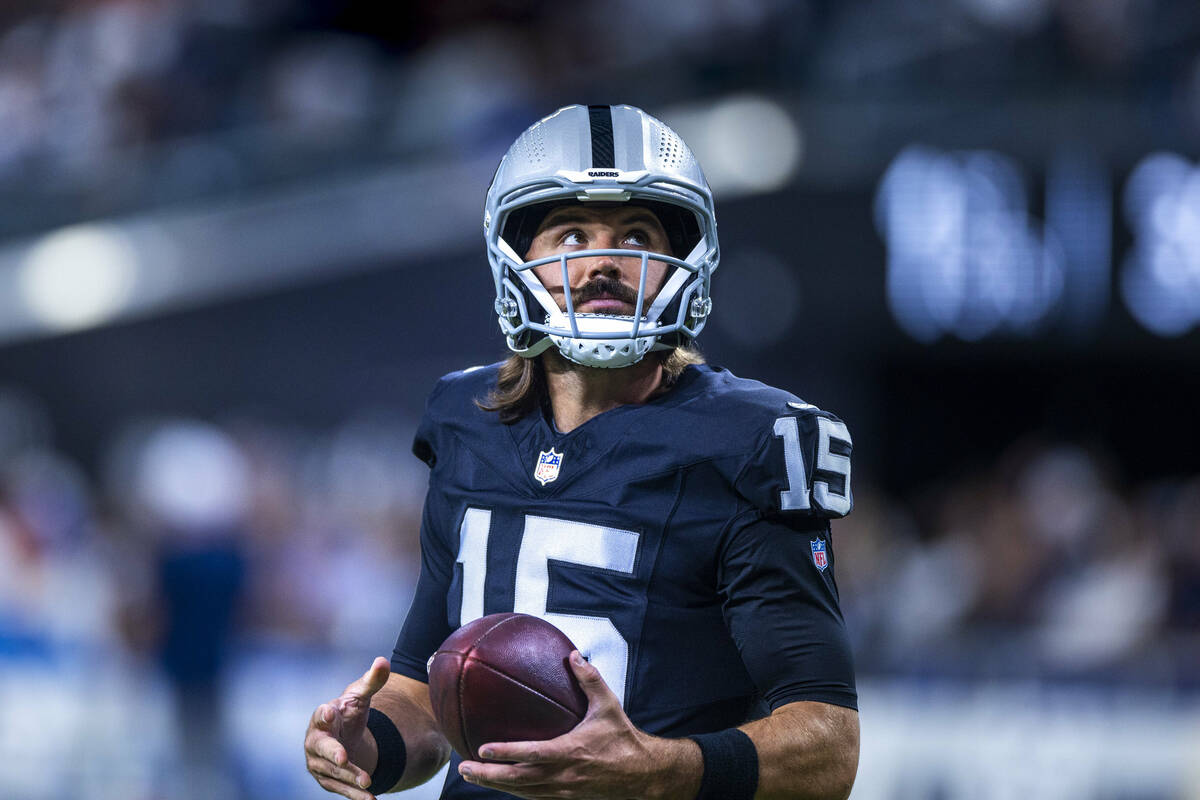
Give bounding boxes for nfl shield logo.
[534,448,564,486]
[810,538,828,572]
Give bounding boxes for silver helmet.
[485,104,719,368]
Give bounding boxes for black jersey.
[391,363,856,799]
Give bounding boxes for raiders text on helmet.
[484,104,720,368]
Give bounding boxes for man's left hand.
[456,650,700,800]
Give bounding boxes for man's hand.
[305,657,391,800]
[456,651,701,800]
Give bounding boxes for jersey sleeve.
[717,511,857,711]
[390,496,456,682]
[390,382,457,681]
[733,406,854,520]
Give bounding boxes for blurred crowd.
[2,0,1197,236]
[2,383,1198,691]
[2,384,1198,800]
[0,386,430,799]
[0,387,426,669]
[840,443,1200,687]
[0,0,790,222]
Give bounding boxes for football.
[427,612,588,761]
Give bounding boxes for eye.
[623,229,650,247]
[560,229,587,246]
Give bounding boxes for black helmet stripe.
[587,105,615,169]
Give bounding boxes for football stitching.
[472,616,582,716]
[458,657,582,762]
[449,614,584,759]
[467,613,521,650]
[456,653,472,759]
[447,614,521,760]
[466,657,583,719]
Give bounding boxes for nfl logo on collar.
[810,538,828,572]
[534,448,564,486]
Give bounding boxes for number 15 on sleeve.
[772,415,853,517]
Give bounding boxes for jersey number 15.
[455,509,638,705]
[773,415,853,516]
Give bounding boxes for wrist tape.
[367,708,407,792]
[686,728,759,800]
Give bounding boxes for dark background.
[1,2,1198,799]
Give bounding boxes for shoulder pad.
[412,362,503,467]
[734,401,853,519]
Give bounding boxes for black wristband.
[367,708,407,792]
[686,728,758,800]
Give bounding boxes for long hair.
[476,346,705,424]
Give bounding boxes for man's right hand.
[305,656,392,800]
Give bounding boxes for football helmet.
[485,104,719,368]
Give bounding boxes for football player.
[304,104,859,800]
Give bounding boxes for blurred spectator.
[1144,477,1200,685]
[118,419,251,800]
[838,437,1191,682]
[264,34,381,136]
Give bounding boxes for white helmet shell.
[485,104,719,368]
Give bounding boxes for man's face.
[526,204,673,317]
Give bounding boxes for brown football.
[427,613,588,761]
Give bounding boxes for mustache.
[571,277,639,306]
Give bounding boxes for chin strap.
[506,332,555,360]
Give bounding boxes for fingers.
[477,737,571,763]
[344,657,391,701]
[308,704,347,764]
[305,661,390,799]
[459,759,548,791]
[307,722,374,798]
[307,751,373,790]
[478,742,538,763]
[307,728,349,766]
[311,703,340,732]
[568,650,618,709]
[312,772,377,800]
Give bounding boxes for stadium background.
[1,1,1198,798]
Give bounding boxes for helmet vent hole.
[515,127,547,165]
[653,127,684,168]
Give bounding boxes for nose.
[586,255,621,282]
[582,230,625,281]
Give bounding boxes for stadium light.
[663,94,803,198]
[1121,152,1200,336]
[17,224,139,332]
[875,145,1065,342]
